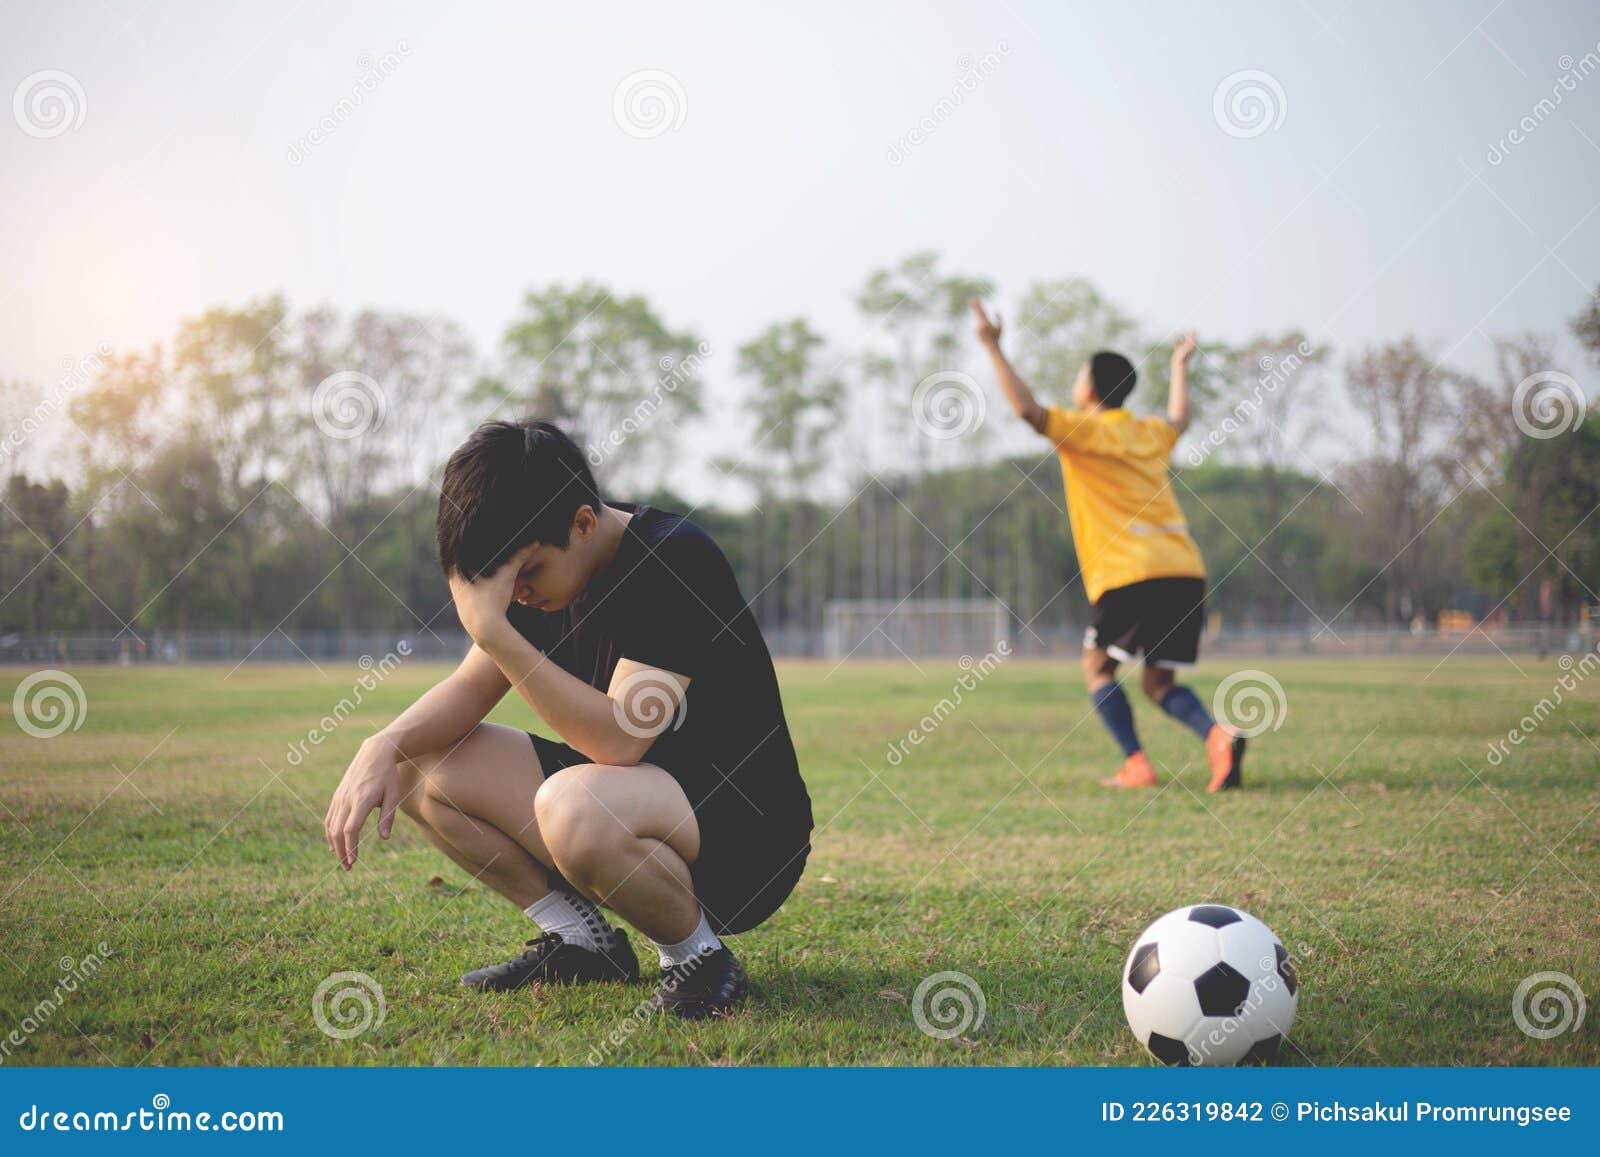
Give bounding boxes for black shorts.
[527,733,809,937]
[1084,576,1206,669]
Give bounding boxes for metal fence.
[0,631,464,666]
[1010,623,1597,659]
[2,623,1594,666]
[823,599,1012,660]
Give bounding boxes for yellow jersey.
[1042,405,1205,605]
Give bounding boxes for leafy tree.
[476,282,703,491]
[857,251,993,474]
[1009,277,1139,405]
[1198,332,1332,622]
[0,475,75,633]
[1501,421,1600,624]
[725,318,845,630]
[1341,338,1476,623]
[1010,277,1226,419]
[1465,506,1519,596]
[856,252,993,603]
[732,319,843,501]
[1571,285,1600,362]
[296,307,475,636]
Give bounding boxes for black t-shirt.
[505,505,812,843]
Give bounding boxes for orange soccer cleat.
[1206,725,1246,792]
[1101,750,1158,789]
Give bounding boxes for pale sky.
[4,0,1599,499]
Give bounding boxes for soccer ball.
[1121,903,1297,1065]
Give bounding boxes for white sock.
[524,890,615,952]
[654,909,722,968]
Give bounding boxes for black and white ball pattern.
[1122,904,1298,1066]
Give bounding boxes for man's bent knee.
[533,769,630,881]
[1082,648,1117,686]
[393,725,489,821]
[1140,667,1174,702]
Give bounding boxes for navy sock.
[1090,682,1142,758]
[1159,684,1215,740]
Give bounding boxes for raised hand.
[970,297,1003,348]
[1172,331,1198,365]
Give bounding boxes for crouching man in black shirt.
[323,419,813,1018]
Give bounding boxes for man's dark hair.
[436,418,601,578]
[1089,351,1138,408]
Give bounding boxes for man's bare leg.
[394,724,702,937]
[396,722,648,988]
[1081,645,1119,695]
[395,722,556,909]
[394,727,743,1011]
[532,762,702,944]
[534,762,750,1018]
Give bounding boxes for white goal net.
[823,598,1011,660]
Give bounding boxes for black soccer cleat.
[460,931,639,991]
[655,945,749,1020]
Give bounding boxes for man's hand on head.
[448,545,530,646]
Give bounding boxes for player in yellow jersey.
[971,298,1245,792]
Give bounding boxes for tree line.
[2,252,1597,647]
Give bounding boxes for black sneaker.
[460,932,639,991]
[655,946,749,1020]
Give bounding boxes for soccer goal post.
[822,598,1011,660]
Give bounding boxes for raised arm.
[971,298,1047,434]
[1168,331,1197,435]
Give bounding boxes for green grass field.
[1,656,1596,1066]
